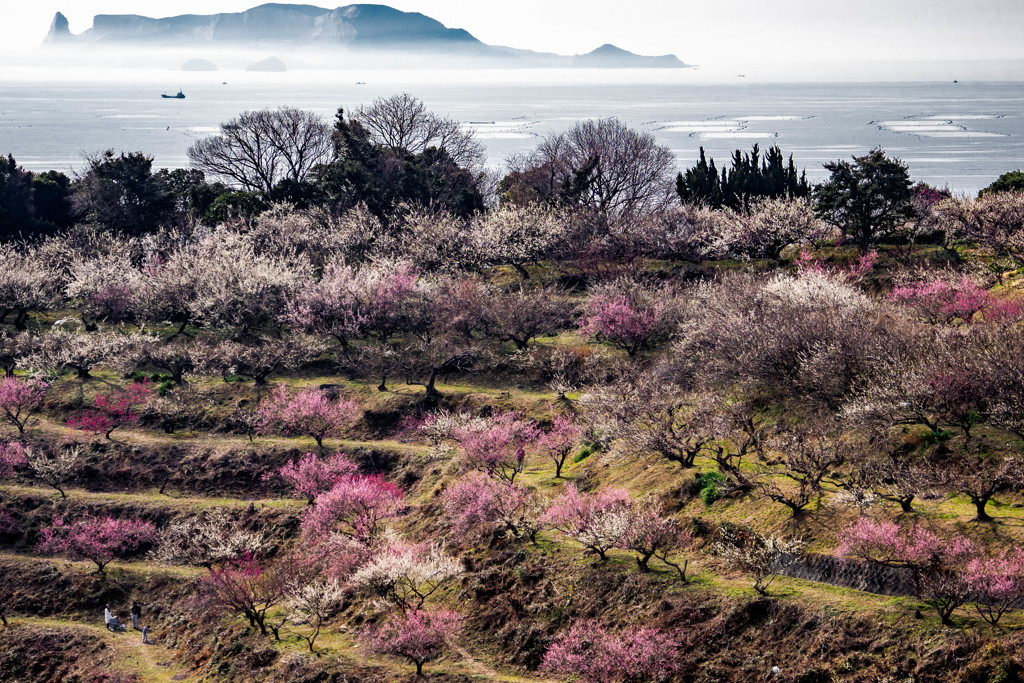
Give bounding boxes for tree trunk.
[973,497,992,522]
[898,496,915,513]
[425,369,440,399]
[512,262,530,280]
[415,660,424,677]
[168,320,189,340]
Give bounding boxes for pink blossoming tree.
[964,551,1024,625]
[0,376,47,435]
[267,451,359,504]
[0,441,27,478]
[619,498,693,581]
[538,414,585,479]
[301,474,404,546]
[889,276,1024,325]
[37,514,158,572]
[67,380,153,440]
[838,518,976,625]
[541,485,631,561]
[541,620,678,683]
[452,411,540,483]
[442,472,543,543]
[203,552,288,636]
[580,292,666,357]
[257,385,361,449]
[360,608,463,677]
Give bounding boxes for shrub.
[697,472,725,505]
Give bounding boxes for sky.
[2,0,1024,63]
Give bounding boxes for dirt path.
[14,615,194,682]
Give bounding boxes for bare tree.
[932,456,1024,522]
[354,94,485,170]
[24,445,81,498]
[188,108,334,195]
[506,118,676,217]
[756,427,850,517]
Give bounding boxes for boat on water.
[161,90,186,99]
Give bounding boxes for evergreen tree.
[676,145,810,210]
[815,147,916,250]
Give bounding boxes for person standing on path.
[104,604,112,629]
[142,625,150,644]
[131,601,141,630]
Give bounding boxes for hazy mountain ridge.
[43,3,689,68]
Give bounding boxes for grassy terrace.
[2,239,1024,681]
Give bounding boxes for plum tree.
[257,385,361,449]
[360,608,463,677]
[0,376,47,434]
[37,514,158,572]
[541,620,678,683]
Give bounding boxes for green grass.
[0,483,304,511]
[10,615,195,682]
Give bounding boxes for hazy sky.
[3,0,1024,62]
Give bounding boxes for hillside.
[2,109,1024,681]
[41,4,690,68]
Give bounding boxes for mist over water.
[2,62,1022,194]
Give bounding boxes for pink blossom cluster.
[360,608,463,677]
[0,441,28,478]
[541,620,678,683]
[67,380,153,439]
[537,414,585,478]
[837,517,949,567]
[257,384,361,448]
[796,248,878,282]
[452,411,540,483]
[580,293,664,356]
[442,472,539,541]
[0,376,47,434]
[540,485,631,560]
[37,514,158,572]
[267,451,359,503]
[890,276,1024,324]
[964,551,1024,624]
[300,473,404,546]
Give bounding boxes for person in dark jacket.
[130,601,142,630]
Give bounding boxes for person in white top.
[104,604,112,628]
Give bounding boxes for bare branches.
[188,108,333,195]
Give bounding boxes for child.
[142,625,150,644]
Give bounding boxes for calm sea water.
[1,69,1022,194]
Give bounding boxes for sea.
[1,64,1023,194]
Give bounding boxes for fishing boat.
[161,90,186,99]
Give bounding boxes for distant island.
[42,3,689,69]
